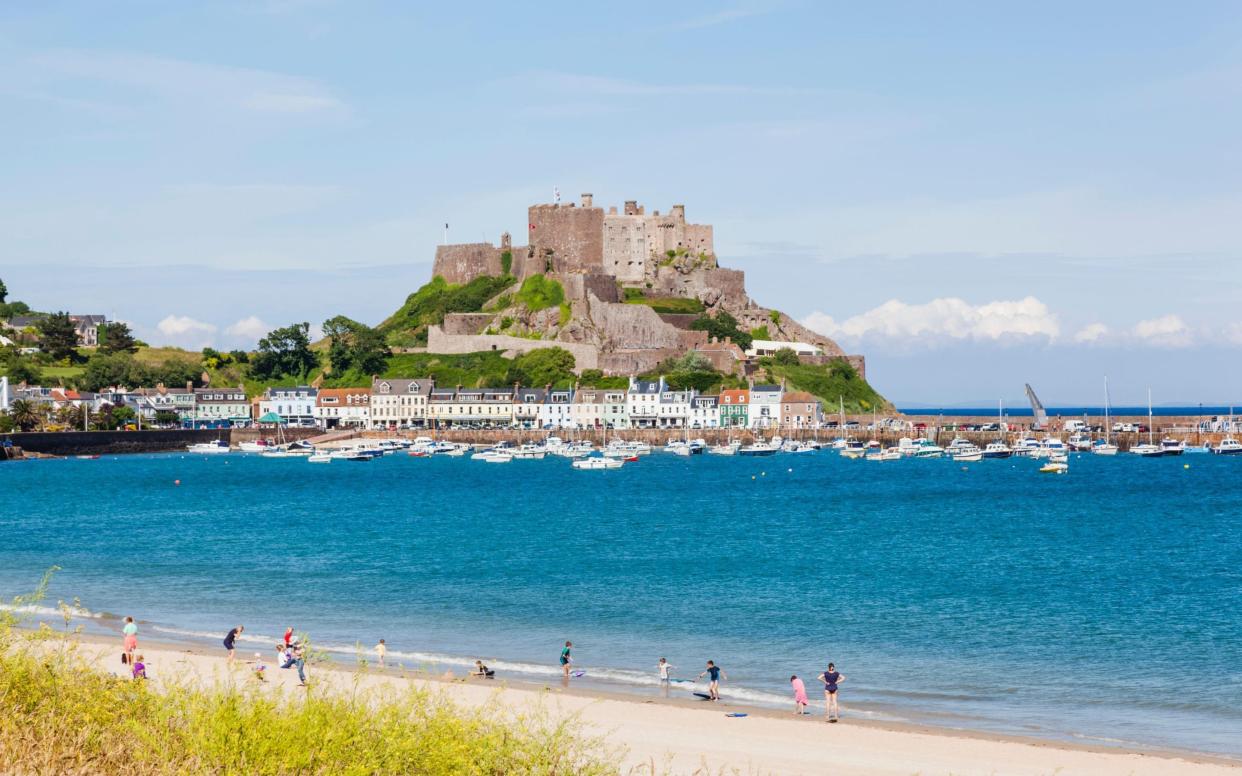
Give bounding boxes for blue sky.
[3,1,1241,404]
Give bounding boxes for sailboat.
[982,399,1011,458]
[1092,377,1119,455]
[1131,388,1164,457]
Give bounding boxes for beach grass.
[0,575,614,775]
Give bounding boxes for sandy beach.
[56,631,1238,776]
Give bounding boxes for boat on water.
[708,442,738,455]
[442,444,468,457]
[982,441,1012,459]
[1184,442,1211,454]
[1012,437,1041,457]
[738,440,779,457]
[951,443,983,462]
[307,452,332,464]
[510,444,547,460]
[1213,438,1242,455]
[664,440,693,456]
[1131,389,1165,457]
[866,447,902,461]
[332,448,373,461]
[1159,438,1185,456]
[1094,377,1119,456]
[1039,461,1069,474]
[572,453,622,470]
[912,439,944,458]
[470,449,512,462]
[1068,433,1093,452]
[785,441,816,454]
[238,440,272,453]
[837,439,866,459]
[187,440,230,454]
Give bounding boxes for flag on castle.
[553,186,560,204]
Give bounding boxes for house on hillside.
[748,384,782,430]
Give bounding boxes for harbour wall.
[3,429,230,457]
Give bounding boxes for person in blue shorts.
[698,660,726,700]
[817,662,845,722]
[559,641,573,678]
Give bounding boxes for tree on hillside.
[8,399,39,431]
[98,321,139,354]
[505,347,576,388]
[251,322,318,381]
[37,312,82,362]
[81,353,149,392]
[689,310,752,351]
[0,277,7,304]
[771,347,800,366]
[323,315,390,376]
[0,347,41,385]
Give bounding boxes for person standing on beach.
[284,627,294,647]
[223,625,243,665]
[790,675,809,715]
[122,616,138,665]
[293,642,307,686]
[698,660,726,701]
[817,663,845,722]
[560,641,573,678]
[376,639,387,668]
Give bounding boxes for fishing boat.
[1213,438,1242,455]
[913,439,945,458]
[738,439,779,457]
[186,440,230,454]
[572,453,622,470]
[981,441,1012,459]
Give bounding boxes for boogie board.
[725,713,748,718]
[692,692,713,700]
[571,670,586,678]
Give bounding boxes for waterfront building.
[135,383,196,422]
[258,386,317,427]
[603,389,629,429]
[571,387,605,429]
[482,387,515,426]
[719,388,749,428]
[748,384,782,430]
[657,385,696,428]
[315,388,371,429]
[627,377,664,429]
[369,378,433,430]
[513,387,546,429]
[191,387,250,427]
[779,390,822,429]
[427,387,457,427]
[538,387,575,429]
[691,395,720,429]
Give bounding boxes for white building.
[690,395,720,428]
[627,377,663,429]
[538,388,575,429]
[571,388,605,429]
[657,386,695,428]
[315,388,370,429]
[369,378,433,429]
[259,386,317,427]
[744,340,823,359]
[748,384,783,429]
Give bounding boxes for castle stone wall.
[426,326,599,370]
[441,313,494,335]
[588,297,689,351]
[432,243,502,285]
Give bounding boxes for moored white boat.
[951,443,983,462]
[187,440,231,454]
[1212,438,1242,455]
[307,452,332,463]
[572,454,622,470]
[982,441,1012,459]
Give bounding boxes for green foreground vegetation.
[0,575,612,775]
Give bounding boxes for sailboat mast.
[1104,377,1111,444]
[1148,387,1154,445]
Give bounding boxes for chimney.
[580,193,593,208]
[186,381,193,392]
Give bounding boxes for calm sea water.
[2,450,1240,756]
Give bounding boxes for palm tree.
[8,399,39,431]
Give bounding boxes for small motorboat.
[1159,438,1185,456]
[1212,438,1242,455]
[1130,443,1165,458]
[1039,461,1069,474]
[982,442,1012,459]
[951,444,983,462]
[307,452,332,464]
[187,440,230,454]
[572,454,622,470]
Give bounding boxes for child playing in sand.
[253,653,267,682]
[473,660,495,678]
[376,639,387,668]
[790,675,809,714]
[131,654,147,680]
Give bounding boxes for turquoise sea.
[2,449,1240,757]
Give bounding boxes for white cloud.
[28,49,348,118]
[1073,323,1110,343]
[802,296,1060,345]
[1224,322,1242,345]
[155,315,217,348]
[1132,314,1193,348]
[224,316,271,341]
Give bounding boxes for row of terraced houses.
[3,376,823,431]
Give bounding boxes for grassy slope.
[378,275,515,346]
[761,359,889,413]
